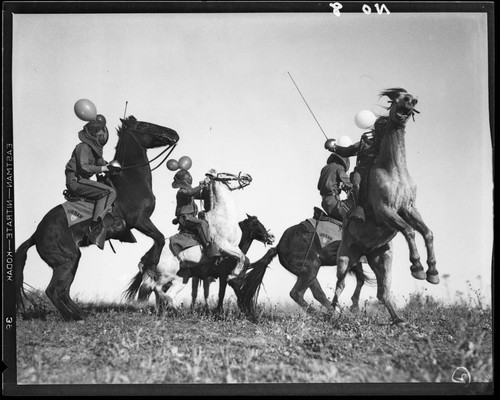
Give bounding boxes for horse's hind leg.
[45,251,84,321]
[332,254,349,310]
[332,239,354,310]
[308,278,334,312]
[367,244,404,324]
[350,262,365,313]
[202,278,211,307]
[289,260,322,313]
[403,207,439,284]
[216,274,228,313]
[191,277,200,309]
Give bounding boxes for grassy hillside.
[14,292,492,393]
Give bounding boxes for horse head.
[379,88,420,125]
[205,169,253,191]
[118,115,179,150]
[241,214,275,245]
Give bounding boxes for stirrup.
[89,223,106,250]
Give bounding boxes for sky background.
[11,8,493,310]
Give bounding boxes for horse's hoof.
[411,269,426,280]
[391,317,405,325]
[426,273,440,285]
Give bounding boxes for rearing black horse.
[15,116,179,321]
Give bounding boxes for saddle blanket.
[301,218,343,248]
[169,231,201,257]
[61,201,93,227]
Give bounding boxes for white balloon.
[337,135,353,147]
[354,110,377,129]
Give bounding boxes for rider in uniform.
[172,169,219,258]
[317,149,353,222]
[331,122,382,222]
[65,116,120,249]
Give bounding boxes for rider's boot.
[350,185,365,222]
[89,218,106,250]
[197,226,220,258]
[351,206,365,222]
[205,242,221,258]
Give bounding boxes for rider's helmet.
[84,119,108,146]
[172,169,193,188]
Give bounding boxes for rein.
[116,126,177,171]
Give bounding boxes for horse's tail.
[238,247,278,315]
[138,275,155,302]
[14,235,36,311]
[350,259,377,287]
[124,271,154,302]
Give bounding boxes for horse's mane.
[205,176,241,248]
[116,116,137,139]
[379,88,408,109]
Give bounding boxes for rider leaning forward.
[317,151,353,222]
[65,117,120,249]
[330,119,383,222]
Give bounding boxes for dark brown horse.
[237,211,368,315]
[125,214,274,313]
[190,215,274,311]
[15,116,179,321]
[333,88,438,324]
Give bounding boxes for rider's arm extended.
[334,142,360,158]
[179,185,203,198]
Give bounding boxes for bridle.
[207,172,252,190]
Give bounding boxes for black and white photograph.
[2,1,494,395]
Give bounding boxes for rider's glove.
[106,160,122,173]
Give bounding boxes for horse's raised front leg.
[375,205,426,281]
[134,218,166,272]
[366,243,404,324]
[403,206,439,284]
[219,244,246,280]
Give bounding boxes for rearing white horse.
[124,169,252,313]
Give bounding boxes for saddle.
[61,189,136,244]
[313,207,343,226]
[63,189,96,203]
[298,207,343,250]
